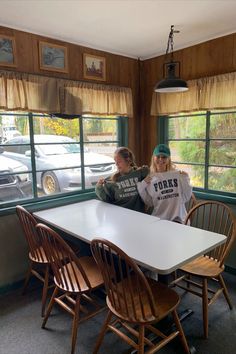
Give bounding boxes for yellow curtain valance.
[0,71,133,116]
[63,81,133,116]
[151,71,236,115]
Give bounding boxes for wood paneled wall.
[140,33,236,164]
[0,26,140,160]
[1,26,236,165]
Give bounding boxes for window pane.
[84,142,116,189]
[85,142,117,158]
[39,167,82,196]
[166,111,236,195]
[83,118,118,142]
[3,138,32,171]
[0,113,29,143]
[208,167,236,193]
[174,163,205,188]
[169,141,205,164]
[33,115,80,141]
[1,111,124,202]
[0,166,32,204]
[210,113,236,139]
[168,115,206,139]
[209,140,236,166]
[82,117,117,189]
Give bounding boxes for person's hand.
[179,170,188,176]
[97,178,105,186]
[144,175,152,184]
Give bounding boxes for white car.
[3,135,116,195]
[0,147,32,202]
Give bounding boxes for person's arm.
[137,177,153,207]
[179,171,193,203]
[95,179,114,202]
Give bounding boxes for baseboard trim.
[0,279,24,296]
[225,265,236,275]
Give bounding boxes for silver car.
[3,135,116,195]
[0,147,32,202]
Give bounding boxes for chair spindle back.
[16,205,46,262]
[91,238,158,322]
[36,223,91,292]
[185,201,236,266]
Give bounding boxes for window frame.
[158,111,236,205]
[0,112,128,215]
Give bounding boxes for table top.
[34,199,226,274]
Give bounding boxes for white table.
[34,199,226,274]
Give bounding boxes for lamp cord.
[165,25,180,61]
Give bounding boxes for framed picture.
[0,35,17,67]
[39,41,68,73]
[83,53,106,81]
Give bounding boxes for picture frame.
[0,35,17,67]
[83,53,106,81]
[39,41,68,73]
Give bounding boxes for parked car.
[0,125,21,143]
[3,135,116,195]
[0,147,32,202]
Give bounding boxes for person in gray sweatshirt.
[95,147,149,213]
[137,144,192,223]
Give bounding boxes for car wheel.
[42,172,60,195]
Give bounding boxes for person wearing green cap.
[95,147,149,212]
[137,144,192,223]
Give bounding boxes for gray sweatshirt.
[137,170,192,223]
[95,166,149,212]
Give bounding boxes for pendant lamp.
[154,25,188,93]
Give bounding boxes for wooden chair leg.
[218,274,233,309]
[42,286,59,327]
[172,310,190,353]
[93,310,113,354]
[41,264,49,317]
[71,294,81,354]
[22,261,33,295]
[138,325,145,354]
[202,278,208,339]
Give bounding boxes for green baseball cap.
[153,144,170,157]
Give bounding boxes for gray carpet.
[1,272,236,354]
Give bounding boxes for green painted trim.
[0,191,97,216]
[158,116,167,144]
[194,190,236,205]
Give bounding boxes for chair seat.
[29,246,49,263]
[56,256,104,293]
[107,276,180,324]
[180,255,224,278]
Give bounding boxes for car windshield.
[39,143,81,156]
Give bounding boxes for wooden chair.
[172,201,236,338]
[90,238,190,354]
[36,223,105,354]
[185,192,198,213]
[16,205,51,317]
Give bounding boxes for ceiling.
[0,0,236,60]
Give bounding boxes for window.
[0,112,127,206]
[160,110,236,198]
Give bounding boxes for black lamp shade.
[154,61,188,93]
